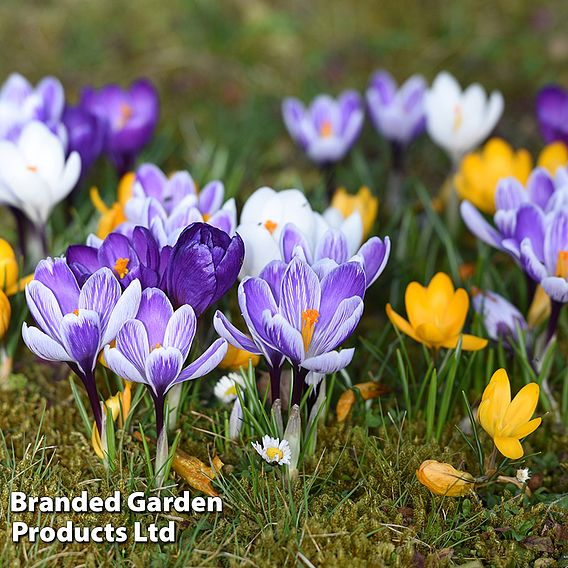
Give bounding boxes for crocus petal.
[25,280,64,341]
[262,312,305,362]
[315,229,348,263]
[163,304,196,360]
[460,201,503,248]
[115,319,149,376]
[22,323,71,362]
[281,223,313,264]
[34,257,80,314]
[510,417,542,439]
[502,383,540,432]
[102,279,142,346]
[357,236,391,287]
[213,311,263,355]
[443,334,488,351]
[386,304,420,343]
[541,276,568,303]
[136,287,174,347]
[104,345,145,384]
[144,347,184,398]
[302,348,354,374]
[494,436,524,460]
[60,310,101,374]
[520,238,548,283]
[79,267,122,333]
[177,338,228,382]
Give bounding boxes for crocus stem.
[269,366,281,403]
[291,366,308,407]
[166,383,183,432]
[155,425,169,490]
[546,300,563,344]
[79,369,102,436]
[525,274,536,307]
[9,207,28,259]
[321,163,336,204]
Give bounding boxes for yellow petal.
[502,383,540,434]
[513,149,532,184]
[439,288,469,336]
[416,460,474,497]
[218,344,260,370]
[5,273,34,296]
[118,172,136,205]
[405,282,430,328]
[527,285,551,328]
[478,399,495,437]
[494,436,524,460]
[336,390,356,422]
[538,141,568,175]
[426,273,455,313]
[386,304,420,343]
[479,369,511,436]
[415,322,446,346]
[510,417,542,439]
[0,289,11,339]
[455,334,488,351]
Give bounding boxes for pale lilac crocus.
[21,258,142,434]
[282,91,364,165]
[104,288,227,485]
[366,70,427,147]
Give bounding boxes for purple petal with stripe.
[177,338,227,382]
[542,276,568,303]
[261,312,304,363]
[25,281,64,341]
[495,178,527,211]
[280,223,313,264]
[104,345,145,384]
[514,205,545,260]
[115,319,149,376]
[302,348,355,374]
[22,323,71,362]
[213,311,262,354]
[79,268,122,332]
[520,239,548,282]
[136,287,173,348]
[239,277,278,341]
[544,210,568,275]
[357,236,390,287]
[460,201,503,249]
[527,168,555,209]
[34,257,80,315]
[199,180,224,215]
[102,279,142,345]
[164,305,196,360]
[259,260,287,304]
[144,347,184,398]
[60,310,101,374]
[315,229,348,263]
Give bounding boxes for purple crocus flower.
[21,258,142,434]
[66,226,167,289]
[122,163,236,246]
[104,287,227,485]
[471,289,528,346]
[536,84,568,145]
[62,104,106,174]
[0,73,65,142]
[167,222,244,316]
[216,257,365,405]
[366,70,426,146]
[282,91,364,165]
[80,79,159,175]
[461,167,568,263]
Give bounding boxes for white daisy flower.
[516,468,531,483]
[214,373,244,404]
[251,435,292,465]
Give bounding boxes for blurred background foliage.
[1,0,568,199]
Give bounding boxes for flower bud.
[416,460,474,497]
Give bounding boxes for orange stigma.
[73,309,80,316]
[301,309,319,352]
[264,220,278,235]
[26,165,38,172]
[203,213,211,222]
[151,343,162,351]
[556,251,568,278]
[320,120,333,138]
[117,103,133,129]
[114,257,130,279]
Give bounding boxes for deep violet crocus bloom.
[104,288,227,485]
[62,104,106,174]
[216,257,365,405]
[66,226,168,289]
[80,79,159,174]
[0,73,66,142]
[366,70,427,147]
[166,223,244,316]
[21,258,142,434]
[461,167,568,263]
[121,163,236,246]
[536,84,568,146]
[282,91,364,165]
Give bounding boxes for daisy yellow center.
[301,309,319,352]
[556,251,568,278]
[453,105,463,132]
[264,220,278,235]
[225,385,237,397]
[266,446,284,461]
[118,103,133,128]
[320,120,333,138]
[114,257,130,279]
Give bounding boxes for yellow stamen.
[453,105,463,132]
[264,220,278,235]
[556,251,568,278]
[266,447,284,461]
[73,309,79,316]
[114,257,130,279]
[225,385,237,397]
[203,213,211,222]
[320,120,333,138]
[117,103,133,129]
[151,343,162,351]
[301,309,319,352]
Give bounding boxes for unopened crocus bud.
[416,460,474,497]
[283,404,301,479]
[229,398,243,440]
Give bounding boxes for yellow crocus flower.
[478,368,541,460]
[0,239,33,296]
[537,141,568,176]
[0,289,11,339]
[386,272,487,351]
[91,172,135,239]
[416,460,474,497]
[218,344,260,370]
[331,186,379,237]
[455,138,532,215]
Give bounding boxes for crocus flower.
[66,226,166,289]
[104,287,227,485]
[218,344,260,370]
[478,368,541,459]
[80,79,159,174]
[62,103,106,174]
[282,91,364,165]
[461,167,568,263]
[0,238,32,295]
[166,223,244,316]
[386,272,487,351]
[416,460,474,497]
[328,186,378,238]
[425,72,504,163]
[538,141,568,176]
[22,258,142,433]
[455,138,532,215]
[536,84,568,146]
[366,70,426,146]
[471,289,528,344]
[0,73,65,141]
[214,372,244,404]
[90,173,135,239]
[0,289,10,339]
[0,121,81,228]
[252,435,291,465]
[123,163,236,245]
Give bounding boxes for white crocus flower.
[252,435,292,465]
[425,71,504,164]
[214,372,244,404]
[237,187,319,278]
[0,121,80,226]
